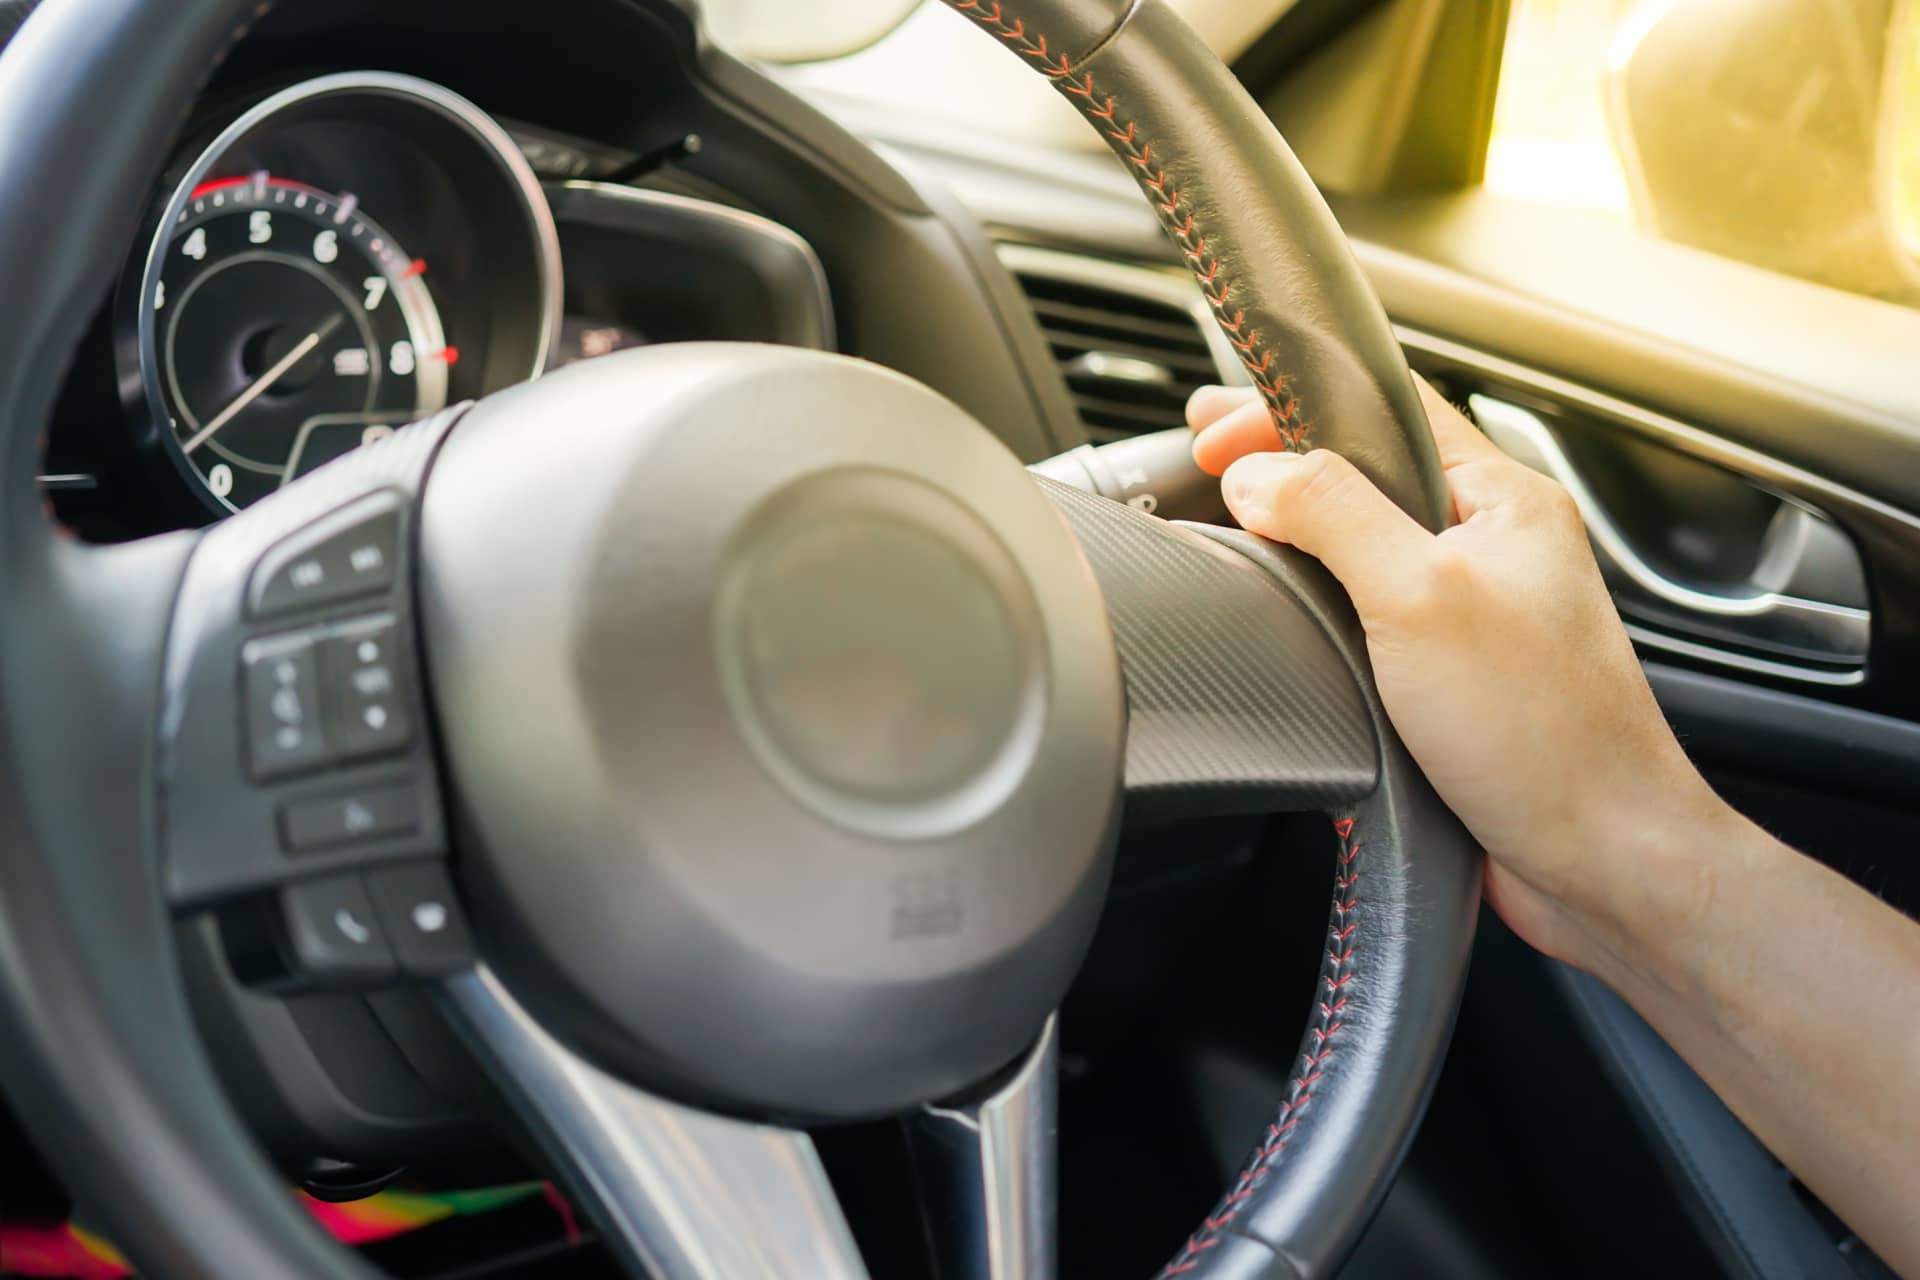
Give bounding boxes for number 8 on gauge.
[139,173,449,512]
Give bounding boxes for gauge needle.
[181,313,344,455]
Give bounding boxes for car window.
[1486,0,1920,308]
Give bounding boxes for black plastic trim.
[1646,661,1920,807]
[544,180,836,354]
[1554,964,1854,1280]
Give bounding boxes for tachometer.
[126,72,562,517]
[146,174,450,510]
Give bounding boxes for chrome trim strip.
[442,966,869,1280]
[1393,327,1916,686]
[1624,623,1866,688]
[994,243,1250,389]
[1395,327,1920,540]
[990,243,1920,545]
[908,1016,1057,1280]
[1468,394,1870,668]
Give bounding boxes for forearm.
[1569,802,1920,1276]
[1196,380,1920,1266]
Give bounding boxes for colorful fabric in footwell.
[0,1182,570,1278]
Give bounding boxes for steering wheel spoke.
[449,962,1063,1280]
[155,409,472,993]
[1035,478,1380,828]
[442,965,871,1280]
[905,1017,1059,1280]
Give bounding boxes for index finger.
[1186,384,1260,432]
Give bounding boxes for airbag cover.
[418,345,1124,1118]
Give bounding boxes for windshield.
[701,0,921,63]
[727,0,1920,310]
[1488,0,1920,305]
[704,0,1293,65]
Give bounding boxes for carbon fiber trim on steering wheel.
[1037,477,1376,821]
[1182,527,1482,1279]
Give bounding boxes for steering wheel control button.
[247,491,402,619]
[280,783,421,852]
[160,412,460,910]
[320,614,412,758]
[279,875,397,987]
[365,864,473,976]
[243,632,327,778]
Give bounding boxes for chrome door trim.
[1396,327,1920,540]
[1468,394,1869,674]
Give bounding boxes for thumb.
[1222,450,1436,621]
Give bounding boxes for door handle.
[1468,396,1869,674]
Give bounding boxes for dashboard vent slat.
[1024,295,1214,352]
[1004,252,1234,440]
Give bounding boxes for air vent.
[999,244,1241,444]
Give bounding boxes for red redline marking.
[428,346,459,366]
[189,176,252,199]
[403,258,427,278]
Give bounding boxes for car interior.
[1,0,1917,1278]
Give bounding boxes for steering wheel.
[0,1,1479,1277]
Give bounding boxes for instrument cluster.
[118,72,561,515]
[37,68,835,539]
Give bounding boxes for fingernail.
[1225,469,1262,511]
[1224,452,1296,510]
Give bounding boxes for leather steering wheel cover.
[940,0,1451,532]
[0,3,379,1278]
[1175,529,1481,1279]
[1040,468,1482,1278]
[940,3,1479,1274]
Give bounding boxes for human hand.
[1186,383,1735,967]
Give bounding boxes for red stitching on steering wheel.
[942,0,1311,450]
[1158,814,1364,1276]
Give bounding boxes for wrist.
[1553,775,1760,995]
